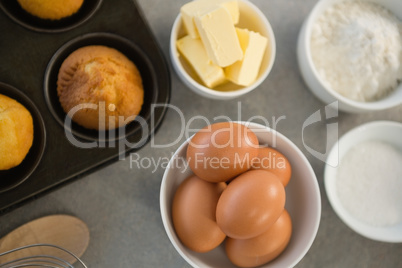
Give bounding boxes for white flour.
[311,1,402,102]
[337,141,402,227]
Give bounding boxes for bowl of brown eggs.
[160,121,321,267]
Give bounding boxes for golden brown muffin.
[57,45,144,130]
[0,94,34,170]
[17,0,84,20]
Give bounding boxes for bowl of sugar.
[324,121,402,242]
[297,0,402,113]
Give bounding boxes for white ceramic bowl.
[325,121,402,242]
[170,0,276,100]
[160,122,321,268]
[297,0,402,113]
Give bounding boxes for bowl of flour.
[297,0,402,113]
[324,121,402,242]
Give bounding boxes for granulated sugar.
[337,141,402,227]
[311,1,402,102]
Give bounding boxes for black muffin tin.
[0,0,171,213]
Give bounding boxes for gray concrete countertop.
[1,0,401,267]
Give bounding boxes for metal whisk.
[0,244,87,268]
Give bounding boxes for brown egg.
[216,170,286,239]
[172,175,227,253]
[225,210,292,267]
[186,122,259,183]
[252,147,292,187]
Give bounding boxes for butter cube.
[181,0,239,38]
[225,28,268,86]
[176,35,227,88]
[194,6,243,67]
[219,0,239,24]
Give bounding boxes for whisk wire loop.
[0,243,87,268]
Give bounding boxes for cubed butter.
[225,28,268,86]
[176,35,227,88]
[219,0,239,24]
[181,0,239,39]
[194,6,243,67]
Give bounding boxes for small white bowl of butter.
[170,0,276,100]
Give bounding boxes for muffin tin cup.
[0,82,46,193]
[44,32,158,142]
[0,0,103,33]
